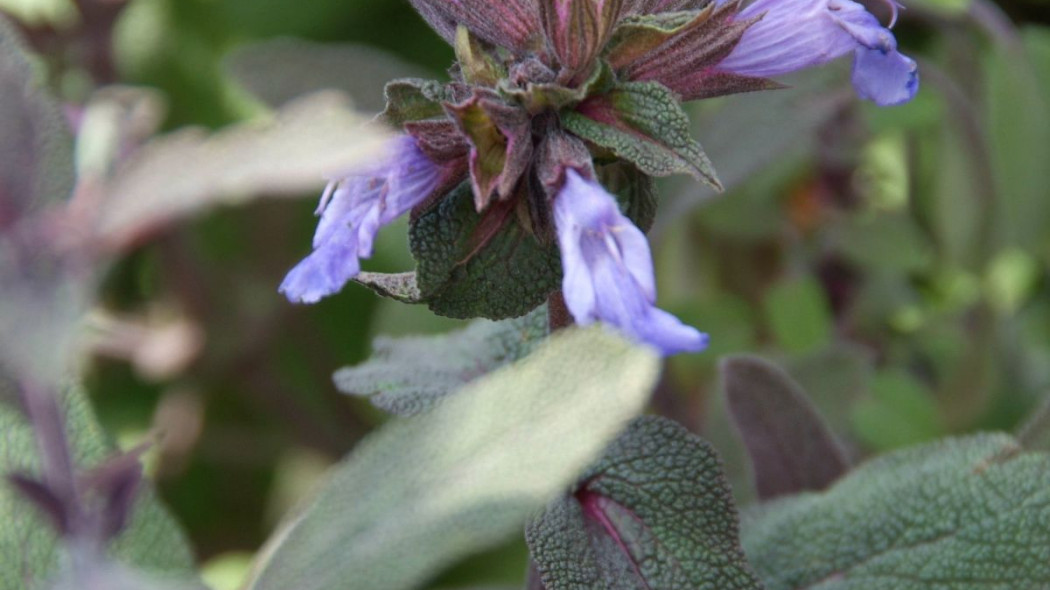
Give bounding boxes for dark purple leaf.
[721,355,850,500]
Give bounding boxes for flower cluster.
[281,0,917,355]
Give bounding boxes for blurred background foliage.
[2,0,1049,587]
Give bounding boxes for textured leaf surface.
[0,386,198,590]
[380,77,454,127]
[741,434,1050,589]
[410,182,562,320]
[526,416,764,590]
[95,92,388,249]
[353,271,426,304]
[563,81,721,189]
[248,328,659,590]
[335,306,548,416]
[721,356,849,500]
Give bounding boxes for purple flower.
[718,0,918,106]
[280,136,445,304]
[554,169,708,355]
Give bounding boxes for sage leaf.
[335,306,548,416]
[526,416,764,590]
[247,328,659,590]
[0,386,198,590]
[562,81,721,190]
[741,434,1050,589]
[721,356,850,500]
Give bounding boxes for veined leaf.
[741,434,1050,589]
[563,81,721,189]
[247,328,659,590]
[526,416,764,590]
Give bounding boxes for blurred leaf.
[852,370,944,452]
[721,356,850,500]
[763,278,833,355]
[1018,395,1050,451]
[0,385,198,590]
[336,307,548,416]
[526,416,764,590]
[0,14,74,228]
[832,213,935,273]
[246,328,659,590]
[742,433,1050,589]
[225,39,431,112]
[94,91,389,249]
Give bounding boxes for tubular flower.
[283,0,919,354]
[716,0,918,106]
[555,169,708,355]
[280,136,450,304]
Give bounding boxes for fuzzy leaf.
[353,272,426,304]
[721,356,850,500]
[526,416,765,590]
[563,81,722,189]
[409,0,543,54]
[380,78,454,127]
[741,434,1050,589]
[0,385,198,590]
[604,9,711,70]
[410,182,562,320]
[0,15,74,229]
[540,0,623,81]
[335,306,548,416]
[247,328,660,590]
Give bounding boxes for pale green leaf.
[742,434,1050,589]
[526,416,764,590]
[247,328,660,590]
[335,307,548,416]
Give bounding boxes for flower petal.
[851,46,919,106]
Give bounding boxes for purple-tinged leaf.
[455,26,506,87]
[540,0,624,83]
[526,416,764,590]
[7,474,71,535]
[721,355,850,500]
[446,91,533,210]
[622,0,712,15]
[0,15,74,231]
[563,81,722,188]
[619,1,780,101]
[410,0,543,54]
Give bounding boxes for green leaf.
[721,356,850,500]
[247,328,660,590]
[0,386,198,590]
[335,306,548,416]
[851,369,943,452]
[741,434,1050,589]
[410,182,562,320]
[0,14,75,223]
[526,416,765,590]
[562,80,721,190]
[763,278,833,356]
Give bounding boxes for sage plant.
[280,0,917,354]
